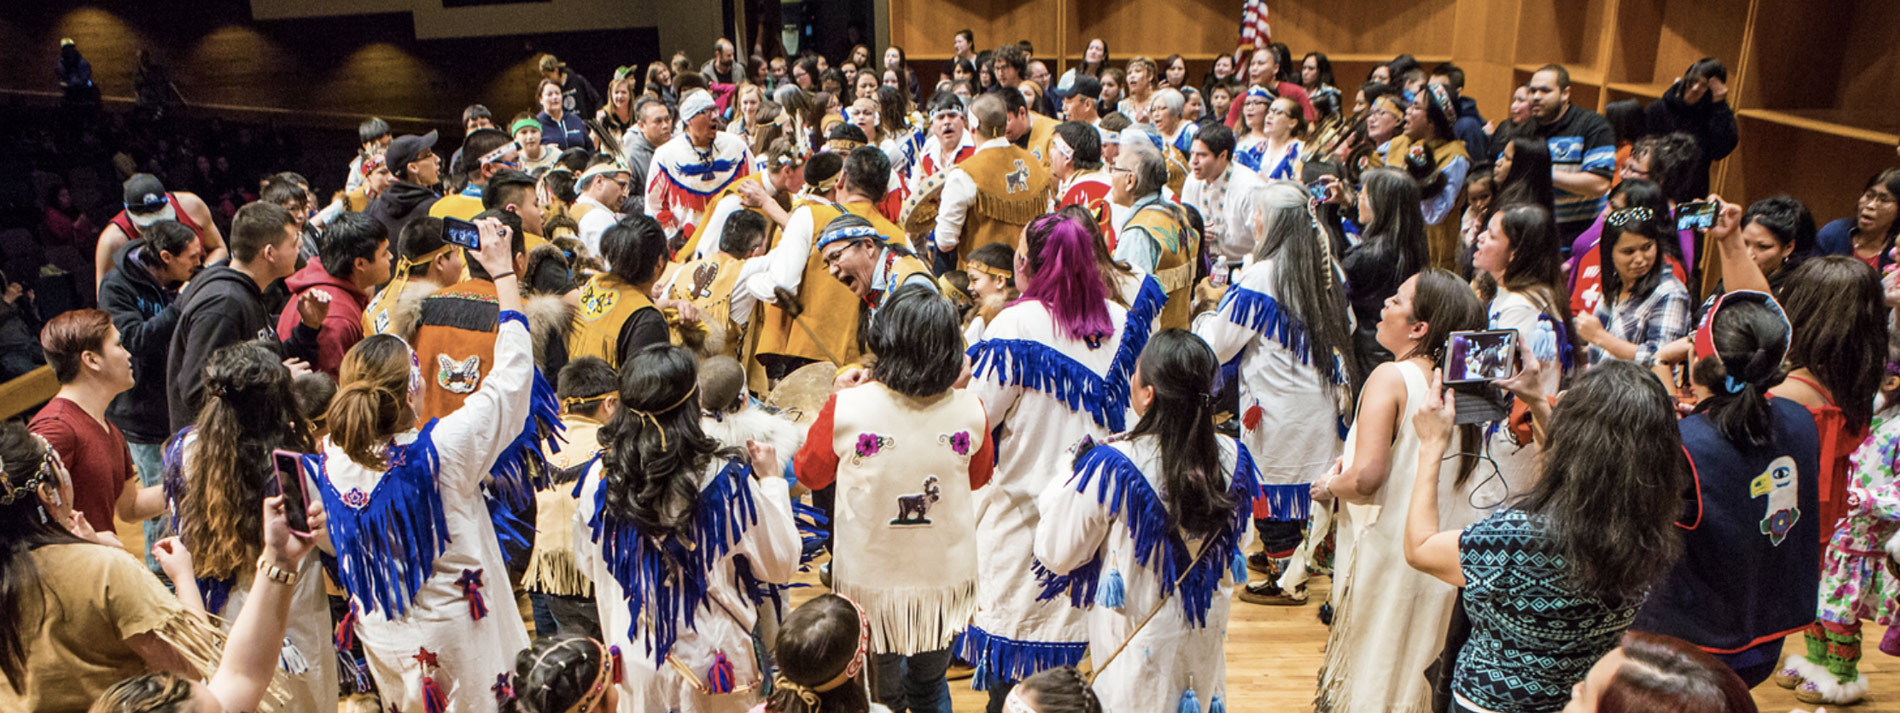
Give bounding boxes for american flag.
[1240,0,1271,51]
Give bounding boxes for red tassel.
[334,603,358,652]
[422,674,447,713]
[704,651,736,694]
[456,569,489,621]
[609,645,624,685]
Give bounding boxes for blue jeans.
[127,440,166,575]
[872,649,953,713]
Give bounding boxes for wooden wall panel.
[1075,0,1239,60]
[891,0,1062,60]
[1742,0,1853,110]
[1832,0,1900,114]
[1723,116,1895,225]
[1240,0,1456,58]
[1513,0,1609,69]
[1649,0,1748,86]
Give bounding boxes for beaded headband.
[1605,206,1656,227]
[815,225,882,251]
[772,595,871,706]
[0,434,60,506]
[967,262,1013,281]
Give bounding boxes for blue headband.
[814,225,881,251]
[1244,86,1274,102]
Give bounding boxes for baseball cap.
[680,91,717,123]
[385,130,440,180]
[1056,75,1102,101]
[123,174,169,213]
[538,54,564,73]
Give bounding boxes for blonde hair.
[326,335,417,470]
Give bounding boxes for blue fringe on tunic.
[1032,442,1261,628]
[312,421,447,618]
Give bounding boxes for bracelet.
[490,271,516,280]
[256,556,298,586]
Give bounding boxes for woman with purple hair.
[962,212,1143,709]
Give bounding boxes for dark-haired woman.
[1566,179,1675,313]
[1034,330,1258,712]
[1058,39,1108,92]
[752,594,886,713]
[1633,291,1818,688]
[1574,207,1692,365]
[794,285,990,713]
[1816,169,1900,270]
[1492,136,1557,222]
[965,213,1136,704]
[1772,255,1888,545]
[500,634,621,713]
[1193,182,1358,604]
[1300,53,1340,119]
[1343,168,1430,373]
[311,219,535,712]
[575,344,799,713]
[1383,84,1471,268]
[1564,631,1760,713]
[1405,360,1691,713]
[162,341,334,713]
[0,421,250,713]
[1471,203,1577,500]
[1313,269,1488,713]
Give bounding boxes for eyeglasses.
[821,241,866,268]
[1109,165,1134,174]
[1862,189,1897,207]
[1621,164,1650,179]
[1268,107,1295,118]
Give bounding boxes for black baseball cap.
[385,130,439,180]
[123,173,169,213]
[1056,75,1102,101]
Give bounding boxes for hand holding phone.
[443,217,483,250]
[1445,330,1521,384]
[271,450,312,536]
[1675,200,1717,232]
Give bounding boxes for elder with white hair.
[1148,88,1198,156]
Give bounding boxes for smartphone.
[1445,330,1521,384]
[271,450,312,536]
[1675,200,1717,232]
[443,216,482,250]
[1306,180,1330,202]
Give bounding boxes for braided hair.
[498,634,615,713]
[765,594,871,713]
[1011,666,1103,713]
[89,672,196,713]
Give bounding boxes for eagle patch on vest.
[890,475,942,526]
[1006,160,1029,194]
[437,354,482,394]
[579,282,621,321]
[1751,455,1801,546]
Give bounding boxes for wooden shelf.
[1514,63,1604,87]
[1736,109,1900,146]
[1604,81,1670,99]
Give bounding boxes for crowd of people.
[7,23,1900,713]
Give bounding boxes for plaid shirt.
[1593,272,1693,365]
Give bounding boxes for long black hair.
[1360,167,1429,281]
[601,214,669,287]
[1691,299,1791,448]
[1123,330,1234,540]
[1248,182,1363,396]
[1778,256,1888,431]
[599,345,738,537]
[499,634,610,713]
[866,284,964,398]
[1518,360,1689,602]
[1494,136,1556,219]
[1495,203,1583,368]
[0,422,88,693]
[180,341,312,583]
[764,594,872,713]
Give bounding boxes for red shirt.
[794,392,994,491]
[29,397,136,533]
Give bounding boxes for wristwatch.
[256,556,298,586]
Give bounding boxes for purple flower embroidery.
[948,431,971,456]
[341,488,371,509]
[856,433,885,458]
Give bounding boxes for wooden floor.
[112,516,1900,712]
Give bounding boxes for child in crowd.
[292,371,336,443]
[961,242,1018,344]
[752,594,887,713]
[497,633,620,713]
[1003,666,1103,713]
[1778,331,1900,706]
[524,356,616,639]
